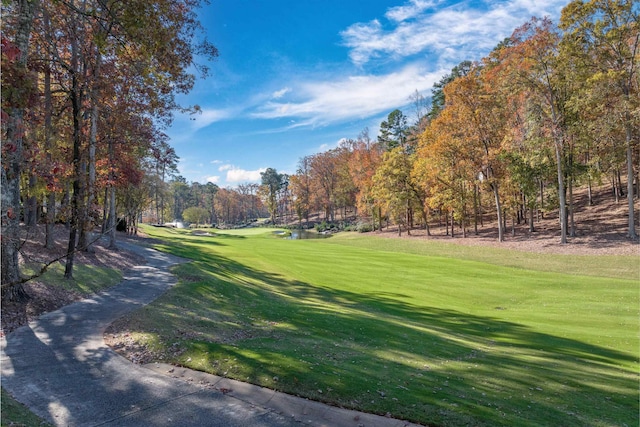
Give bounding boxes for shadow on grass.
[131,235,638,427]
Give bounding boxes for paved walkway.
[1,241,420,427]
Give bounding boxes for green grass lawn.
[21,262,124,295]
[1,388,52,427]
[116,225,639,427]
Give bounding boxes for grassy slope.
[119,226,638,427]
[1,389,52,427]
[21,262,124,294]
[328,232,639,280]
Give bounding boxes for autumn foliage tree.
[348,130,382,229]
[372,147,420,236]
[560,0,639,239]
[1,0,38,301]
[1,0,218,300]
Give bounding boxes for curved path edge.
[1,240,422,427]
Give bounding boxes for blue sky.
[167,0,567,187]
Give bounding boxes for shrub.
[315,221,330,232]
[356,221,373,233]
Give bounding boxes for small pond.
[276,230,332,240]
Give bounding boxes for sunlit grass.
[22,262,123,295]
[118,225,639,427]
[328,232,639,281]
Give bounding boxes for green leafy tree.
[183,206,209,226]
[378,109,409,151]
[170,176,190,221]
[260,168,284,224]
[372,147,420,236]
[203,182,219,224]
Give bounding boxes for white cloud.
[341,0,567,65]
[272,87,291,99]
[385,0,436,23]
[206,176,220,184]
[211,159,224,164]
[218,165,267,183]
[189,108,235,130]
[252,64,444,125]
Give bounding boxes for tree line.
[115,1,639,242]
[165,178,268,227]
[1,0,216,300]
[270,2,639,242]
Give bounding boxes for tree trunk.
[43,17,55,250]
[587,170,593,206]
[83,51,101,253]
[625,125,637,239]
[569,174,576,238]
[539,179,544,220]
[107,186,117,249]
[445,211,449,236]
[503,209,507,234]
[479,194,484,227]
[421,207,431,236]
[473,184,479,235]
[462,213,466,238]
[406,201,412,235]
[636,143,640,200]
[529,205,535,233]
[450,211,454,238]
[64,33,83,279]
[554,137,567,244]
[77,152,88,250]
[26,173,38,227]
[102,186,108,234]
[617,169,624,197]
[1,0,38,301]
[491,183,504,242]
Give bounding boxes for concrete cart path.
[1,241,420,427]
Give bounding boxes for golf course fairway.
[108,226,639,427]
